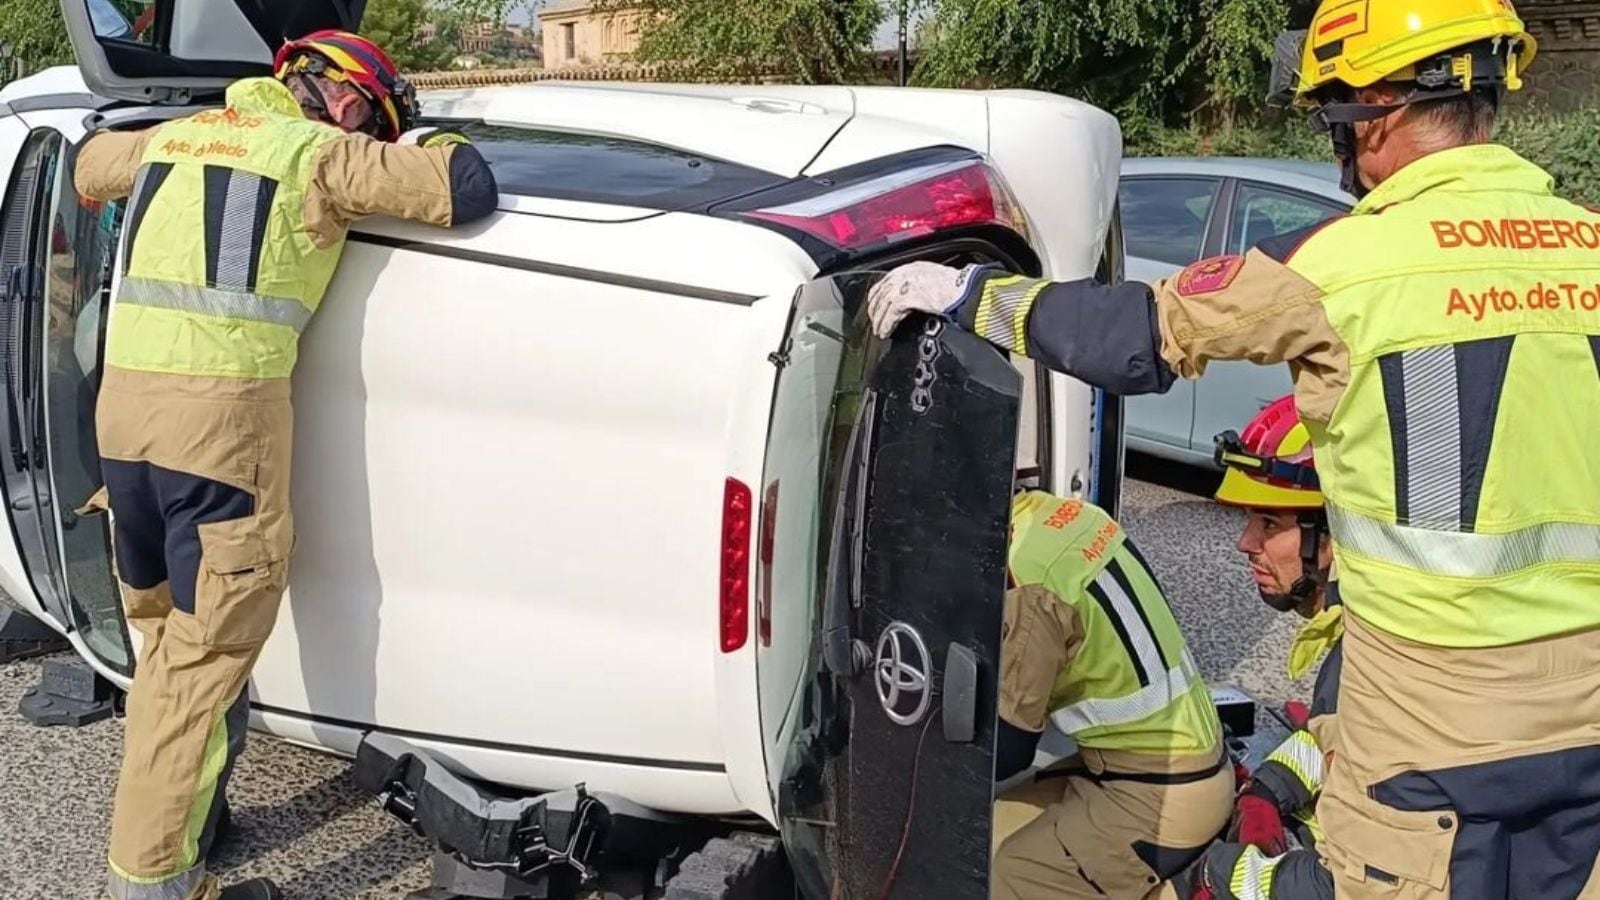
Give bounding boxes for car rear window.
[458,123,786,211]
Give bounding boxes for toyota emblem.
[874,622,933,727]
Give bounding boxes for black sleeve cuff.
[1251,761,1313,816]
[447,144,499,226]
[995,719,1043,782]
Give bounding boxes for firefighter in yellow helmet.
[991,491,1233,899]
[870,2,1600,896]
[1176,397,1341,900]
[72,29,497,900]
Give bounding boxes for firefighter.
[871,2,1600,895]
[1179,396,1341,900]
[992,490,1233,899]
[73,30,498,900]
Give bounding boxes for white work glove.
[866,261,982,339]
[397,127,469,148]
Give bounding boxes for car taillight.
[744,159,1030,253]
[721,478,753,653]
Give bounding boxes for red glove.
[1284,700,1311,730]
[1232,792,1288,855]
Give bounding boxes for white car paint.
[0,70,1123,825]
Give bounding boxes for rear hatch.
[63,0,366,104]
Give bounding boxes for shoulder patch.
[1175,254,1246,297]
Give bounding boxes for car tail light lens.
[744,159,1030,253]
[721,477,753,653]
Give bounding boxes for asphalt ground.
[0,468,1308,899]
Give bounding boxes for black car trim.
[348,232,762,306]
[250,702,730,773]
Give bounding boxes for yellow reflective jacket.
[74,77,498,380]
[1003,491,1222,758]
[965,145,1600,648]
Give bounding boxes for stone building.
[538,1,643,70]
[1519,1,1600,110]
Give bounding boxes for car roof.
[1121,156,1351,204]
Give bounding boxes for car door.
[1117,176,1224,461]
[61,0,364,104]
[0,118,132,675]
[764,273,1018,899]
[1190,181,1347,455]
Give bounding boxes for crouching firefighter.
[992,491,1234,899]
[72,30,498,900]
[1178,397,1340,900]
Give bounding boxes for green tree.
[0,0,73,81]
[593,0,885,84]
[915,0,1317,126]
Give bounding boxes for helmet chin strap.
[1329,122,1367,199]
[1260,511,1327,613]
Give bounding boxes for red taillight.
[721,477,753,653]
[745,160,1028,252]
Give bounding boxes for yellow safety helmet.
[1268,0,1538,108]
[1213,396,1323,511]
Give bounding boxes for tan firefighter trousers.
[92,367,294,900]
[1318,612,1600,899]
[991,749,1235,900]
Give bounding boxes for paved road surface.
[0,474,1309,899]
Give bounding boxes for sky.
[509,1,929,50]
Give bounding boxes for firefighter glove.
[1233,789,1289,855]
[867,262,985,339]
[398,127,471,149]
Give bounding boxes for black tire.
[662,832,792,900]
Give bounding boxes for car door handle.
[941,643,978,743]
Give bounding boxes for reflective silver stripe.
[976,276,1044,352]
[1049,650,1199,735]
[214,171,263,292]
[118,278,312,332]
[107,864,206,900]
[1231,846,1280,900]
[1330,503,1600,579]
[1265,728,1324,795]
[1093,566,1166,687]
[1401,346,1462,530]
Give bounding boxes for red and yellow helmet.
[1213,395,1323,510]
[273,29,416,142]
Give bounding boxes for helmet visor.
[1267,29,1309,108]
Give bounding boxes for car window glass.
[45,153,130,674]
[1118,178,1220,268]
[88,0,154,44]
[1229,183,1343,255]
[455,123,784,211]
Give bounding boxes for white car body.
[0,65,1126,827]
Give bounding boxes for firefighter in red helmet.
[73,29,497,900]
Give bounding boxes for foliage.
[0,0,75,80]
[366,0,458,72]
[1125,105,1600,206]
[592,0,884,84]
[1497,105,1600,207]
[914,0,1317,125]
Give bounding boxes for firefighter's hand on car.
[867,261,980,339]
[398,127,470,149]
[1230,787,1289,855]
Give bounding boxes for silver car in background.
[1119,158,1352,467]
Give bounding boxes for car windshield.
[457,123,786,211]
